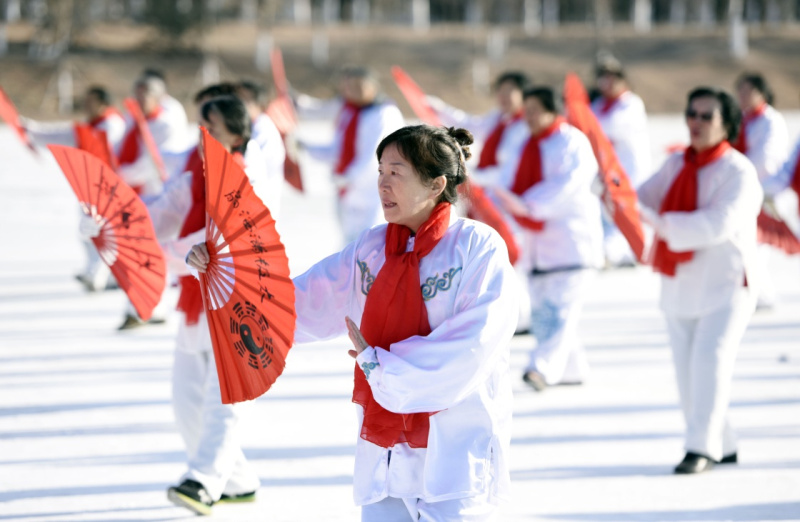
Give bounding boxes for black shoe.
[118,314,145,331]
[218,490,257,503]
[674,452,715,474]
[719,452,738,464]
[513,328,531,336]
[522,370,547,391]
[167,479,214,516]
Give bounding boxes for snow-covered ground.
[1,116,799,522]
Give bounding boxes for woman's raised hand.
[345,316,369,359]
[186,242,210,273]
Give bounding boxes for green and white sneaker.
[167,479,214,516]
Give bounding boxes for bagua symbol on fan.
[198,127,296,404]
[47,145,167,320]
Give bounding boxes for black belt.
[530,265,587,277]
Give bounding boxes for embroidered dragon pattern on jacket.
[357,260,375,296]
[421,267,462,301]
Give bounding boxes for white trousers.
[526,269,593,385]
[81,237,113,290]
[361,494,496,522]
[172,315,260,500]
[664,289,756,461]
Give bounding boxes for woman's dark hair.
[238,80,268,106]
[376,125,473,205]
[523,86,560,113]
[736,72,774,106]
[495,71,530,92]
[86,86,111,106]
[200,95,251,154]
[687,87,741,143]
[194,82,238,104]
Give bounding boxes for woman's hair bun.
[446,126,473,161]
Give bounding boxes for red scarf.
[732,103,767,154]
[477,110,524,169]
[335,102,364,175]
[600,90,628,115]
[176,147,206,325]
[352,202,451,449]
[509,117,564,231]
[651,141,731,277]
[88,107,122,129]
[791,151,800,215]
[118,105,163,166]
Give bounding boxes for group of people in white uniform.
[15,55,800,520]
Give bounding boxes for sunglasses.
[685,109,716,122]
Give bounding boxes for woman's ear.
[232,135,244,151]
[431,176,446,199]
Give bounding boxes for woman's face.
[378,143,445,233]
[685,96,727,151]
[496,81,523,115]
[736,81,764,112]
[201,108,242,153]
[524,96,556,136]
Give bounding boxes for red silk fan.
[267,46,304,192]
[757,207,800,255]
[0,87,36,152]
[391,66,442,126]
[48,145,166,320]
[198,128,297,404]
[123,97,168,182]
[563,73,646,261]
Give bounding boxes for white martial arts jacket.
[250,113,286,217]
[494,121,604,273]
[25,111,127,151]
[118,99,189,196]
[762,138,800,197]
[638,148,763,318]
[740,104,789,183]
[147,140,270,278]
[293,215,518,506]
[591,91,652,188]
[300,98,405,210]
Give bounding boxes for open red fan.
[74,123,118,169]
[266,46,304,192]
[563,73,646,261]
[0,87,36,152]
[757,208,800,255]
[391,66,442,126]
[123,97,168,182]
[198,127,297,404]
[48,144,166,320]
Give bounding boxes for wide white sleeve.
[146,172,192,243]
[659,161,763,253]
[295,93,343,120]
[762,139,800,197]
[117,151,159,187]
[292,240,360,343]
[520,133,598,221]
[428,96,498,139]
[163,228,205,276]
[340,105,404,184]
[746,116,789,181]
[356,232,517,414]
[637,153,682,212]
[97,116,127,152]
[24,118,76,147]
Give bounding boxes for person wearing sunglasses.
[637,87,763,474]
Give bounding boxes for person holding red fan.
[489,86,604,392]
[638,87,762,474]
[189,124,518,520]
